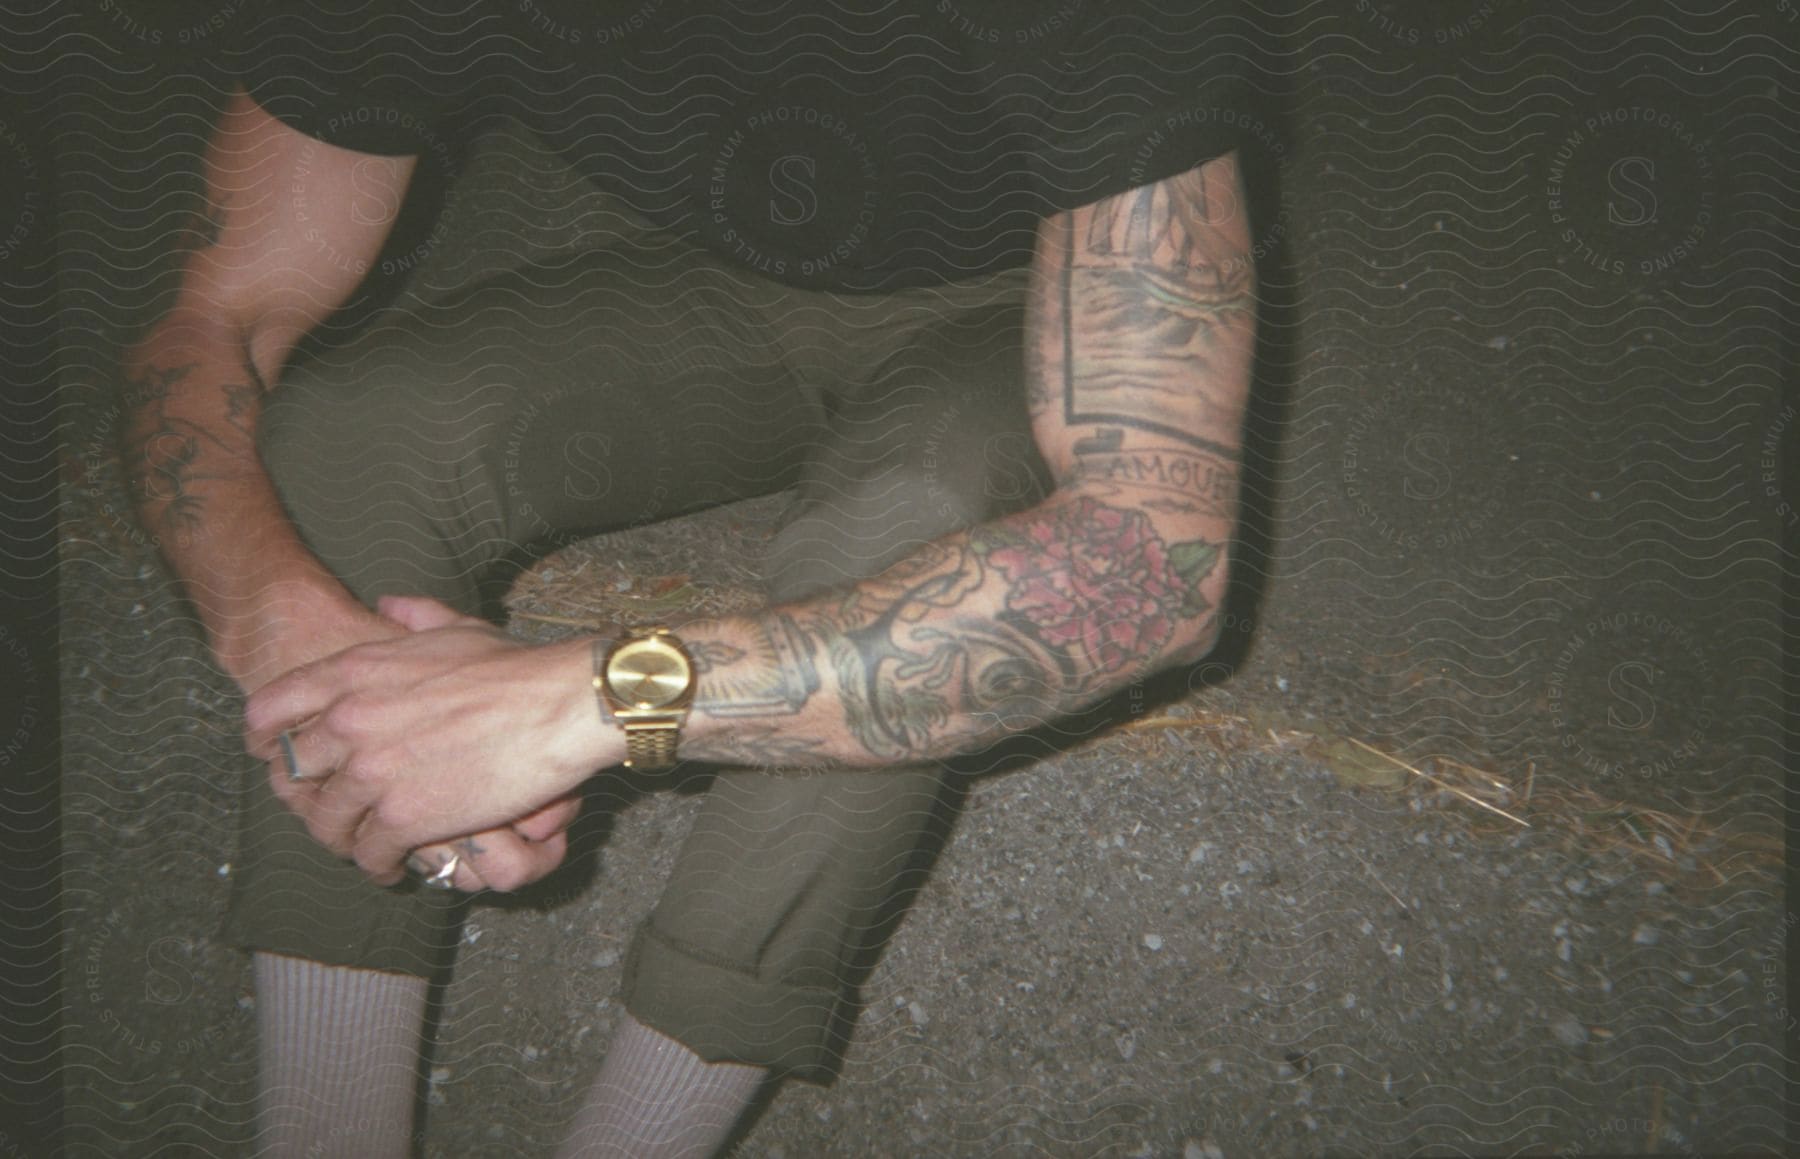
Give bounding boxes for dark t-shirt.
[225,0,1257,292]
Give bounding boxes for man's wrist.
[566,635,629,773]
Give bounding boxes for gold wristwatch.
[594,627,696,770]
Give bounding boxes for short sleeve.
[218,0,484,156]
[1027,0,1266,212]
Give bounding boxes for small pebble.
[1632,925,1660,946]
[1550,1017,1589,1048]
[1143,933,1164,952]
[590,949,619,969]
[1185,1137,1226,1159]
[908,1001,929,1028]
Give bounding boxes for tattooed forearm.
[682,726,833,771]
[222,364,268,438]
[681,158,1253,771]
[119,357,265,539]
[691,615,819,718]
[681,493,1225,769]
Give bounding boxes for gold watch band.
[621,718,682,770]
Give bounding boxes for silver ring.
[422,854,460,890]
[279,731,304,783]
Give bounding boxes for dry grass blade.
[1345,738,1530,828]
[1119,712,1248,733]
[1349,847,1411,916]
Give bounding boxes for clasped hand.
[245,595,608,887]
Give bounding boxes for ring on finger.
[422,853,460,890]
[278,731,306,783]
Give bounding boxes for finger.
[408,843,485,893]
[511,793,582,843]
[268,722,342,786]
[267,758,355,857]
[244,658,355,759]
[300,767,388,865]
[265,717,365,800]
[406,845,464,888]
[354,809,427,887]
[415,831,567,894]
[378,594,483,633]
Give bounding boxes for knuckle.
[339,749,376,784]
[330,692,389,738]
[322,698,363,738]
[372,791,421,831]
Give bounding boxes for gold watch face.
[605,635,694,709]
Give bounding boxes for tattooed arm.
[119,88,418,688]
[677,151,1256,767]
[126,91,580,892]
[245,153,1255,873]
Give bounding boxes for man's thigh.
[257,242,825,610]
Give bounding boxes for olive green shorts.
[223,202,1046,1080]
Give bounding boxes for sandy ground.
[50,2,1794,1155]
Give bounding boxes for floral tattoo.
[978,495,1218,678]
